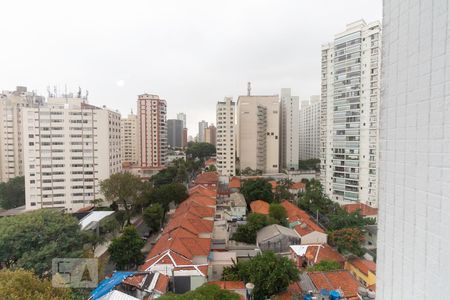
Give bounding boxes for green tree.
[100,172,144,224]
[240,178,273,204]
[143,203,164,233]
[274,178,293,202]
[306,260,342,272]
[159,284,240,300]
[145,183,188,211]
[297,179,340,217]
[0,269,72,300]
[186,142,216,160]
[329,227,365,256]
[0,176,25,209]
[231,213,276,244]
[269,203,288,225]
[328,209,375,231]
[0,210,85,275]
[222,251,299,299]
[108,226,145,270]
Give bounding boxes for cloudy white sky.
[1,0,381,135]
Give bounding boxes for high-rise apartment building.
[167,119,183,148]
[177,112,186,128]
[320,19,381,207]
[137,94,167,168]
[0,86,44,182]
[198,120,208,142]
[299,95,321,160]
[121,112,138,166]
[377,1,450,298]
[216,97,235,176]
[23,94,121,212]
[280,88,299,171]
[182,128,188,148]
[204,124,216,146]
[237,95,280,174]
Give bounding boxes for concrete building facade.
[299,95,321,160]
[177,112,186,128]
[236,95,280,174]
[320,20,381,207]
[216,97,235,176]
[198,120,208,142]
[377,1,450,298]
[121,112,138,166]
[280,88,299,171]
[0,86,44,182]
[137,94,167,168]
[23,95,121,212]
[167,119,183,148]
[204,124,216,146]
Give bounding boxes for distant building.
[0,86,44,182]
[198,120,208,142]
[182,127,188,147]
[236,94,280,174]
[137,94,167,168]
[176,112,186,128]
[121,112,138,166]
[204,124,216,146]
[280,88,299,170]
[23,94,121,212]
[299,95,320,160]
[216,97,235,176]
[167,119,183,148]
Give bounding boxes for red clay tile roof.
[305,244,345,264]
[308,271,359,298]
[208,281,245,290]
[154,273,170,293]
[268,181,305,191]
[368,284,376,291]
[195,172,219,185]
[282,200,325,235]
[273,282,302,300]
[342,203,378,216]
[185,195,216,207]
[189,185,217,197]
[348,258,376,275]
[122,274,145,288]
[229,177,241,189]
[174,200,215,219]
[250,200,270,215]
[205,158,216,166]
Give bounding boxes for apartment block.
[237,95,280,174]
[280,88,299,171]
[198,120,208,142]
[176,112,186,128]
[299,95,320,160]
[167,119,183,148]
[137,94,167,168]
[121,112,138,166]
[23,95,121,212]
[204,124,216,146]
[377,0,450,298]
[216,97,235,176]
[0,86,44,182]
[320,20,381,207]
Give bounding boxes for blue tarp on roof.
[89,272,135,300]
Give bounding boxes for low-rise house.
[121,272,170,299]
[194,172,219,188]
[228,177,241,193]
[345,258,376,288]
[208,251,237,280]
[249,200,269,215]
[290,244,345,269]
[281,200,327,244]
[342,203,378,221]
[208,281,247,299]
[256,224,300,253]
[299,270,360,300]
[268,181,306,196]
[229,193,247,219]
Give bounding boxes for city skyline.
[0,0,381,134]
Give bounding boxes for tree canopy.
[0,269,72,300]
[150,159,190,187]
[222,251,299,299]
[269,203,288,226]
[108,226,145,270]
[231,213,277,244]
[240,178,273,204]
[0,209,85,276]
[274,178,293,202]
[329,227,365,256]
[0,176,25,209]
[144,183,188,211]
[143,203,164,233]
[158,284,240,300]
[186,142,216,160]
[306,260,342,272]
[298,159,320,171]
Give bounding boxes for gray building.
[167,119,183,148]
[256,224,300,253]
[198,120,208,142]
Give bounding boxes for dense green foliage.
[239,167,263,176]
[108,226,145,270]
[269,203,288,225]
[0,176,25,209]
[298,159,320,170]
[144,183,188,211]
[240,178,273,204]
[222,251,299,299]
[0,269,72,300]
[101,173,144,224]
[186,142,216,160]
[274,178,293,201]
[306,260,342,272]
[231,213,277,244]
[329,227,365,256]
[159,284,240,300]
[0,210,85,276]
[328,209,376,231]
[143,203,164,233]
[150,159,192,187]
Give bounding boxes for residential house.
[194,172,219,188]
[290,244,345,269]
[228,177,241,193]
[208,281,247,299]
[342,203,378,221]
[269,181,306,196]
[281,200,327,244]
[250,200,269,215]
[299,270,360,299]
[345,258,376,289]
[121,272,170,299]
[256,224,300,253]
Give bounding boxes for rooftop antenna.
[247,82,251,96]
[77,86,82,98]
[47,86,51,98]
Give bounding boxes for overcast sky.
[1,0,381,135]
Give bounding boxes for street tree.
[0,176,25,209]
[186,142,216,160]
[145,183,188,211]
[269,203,288,225]
[240,178,273,204]
[143,203,164,233]
[108,226,145,270]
